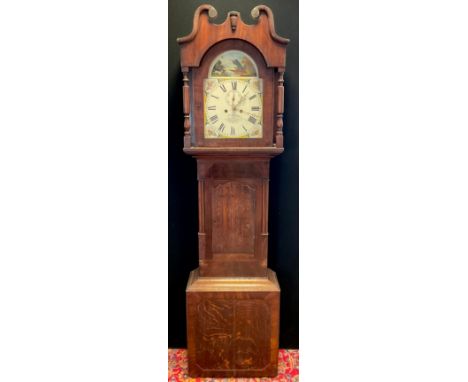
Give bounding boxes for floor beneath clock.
[168,349,299,382]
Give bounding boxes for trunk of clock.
[196,156,270,277]
[186,268,280,378]
[186,155,280,377]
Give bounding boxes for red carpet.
[168,349,299,381]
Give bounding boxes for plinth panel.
[186,269,280,378]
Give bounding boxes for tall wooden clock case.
[177,4,289,378]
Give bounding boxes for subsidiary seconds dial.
[204,78,263,139]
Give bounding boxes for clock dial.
[204,78,263,138]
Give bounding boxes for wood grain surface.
[177,4,289,377]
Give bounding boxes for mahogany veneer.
[177,4,289,377]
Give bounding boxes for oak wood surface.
[197,158,270,277]
[186,268,280,378]
[177,4,288,377]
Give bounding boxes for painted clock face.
[204,50,263,139]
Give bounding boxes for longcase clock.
[176,4,289,378]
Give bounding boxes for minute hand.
[233,95,247,109]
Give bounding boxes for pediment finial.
[229,11,239,32]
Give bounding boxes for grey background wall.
[168,0,299,349]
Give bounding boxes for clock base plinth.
[186,268,280,378]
